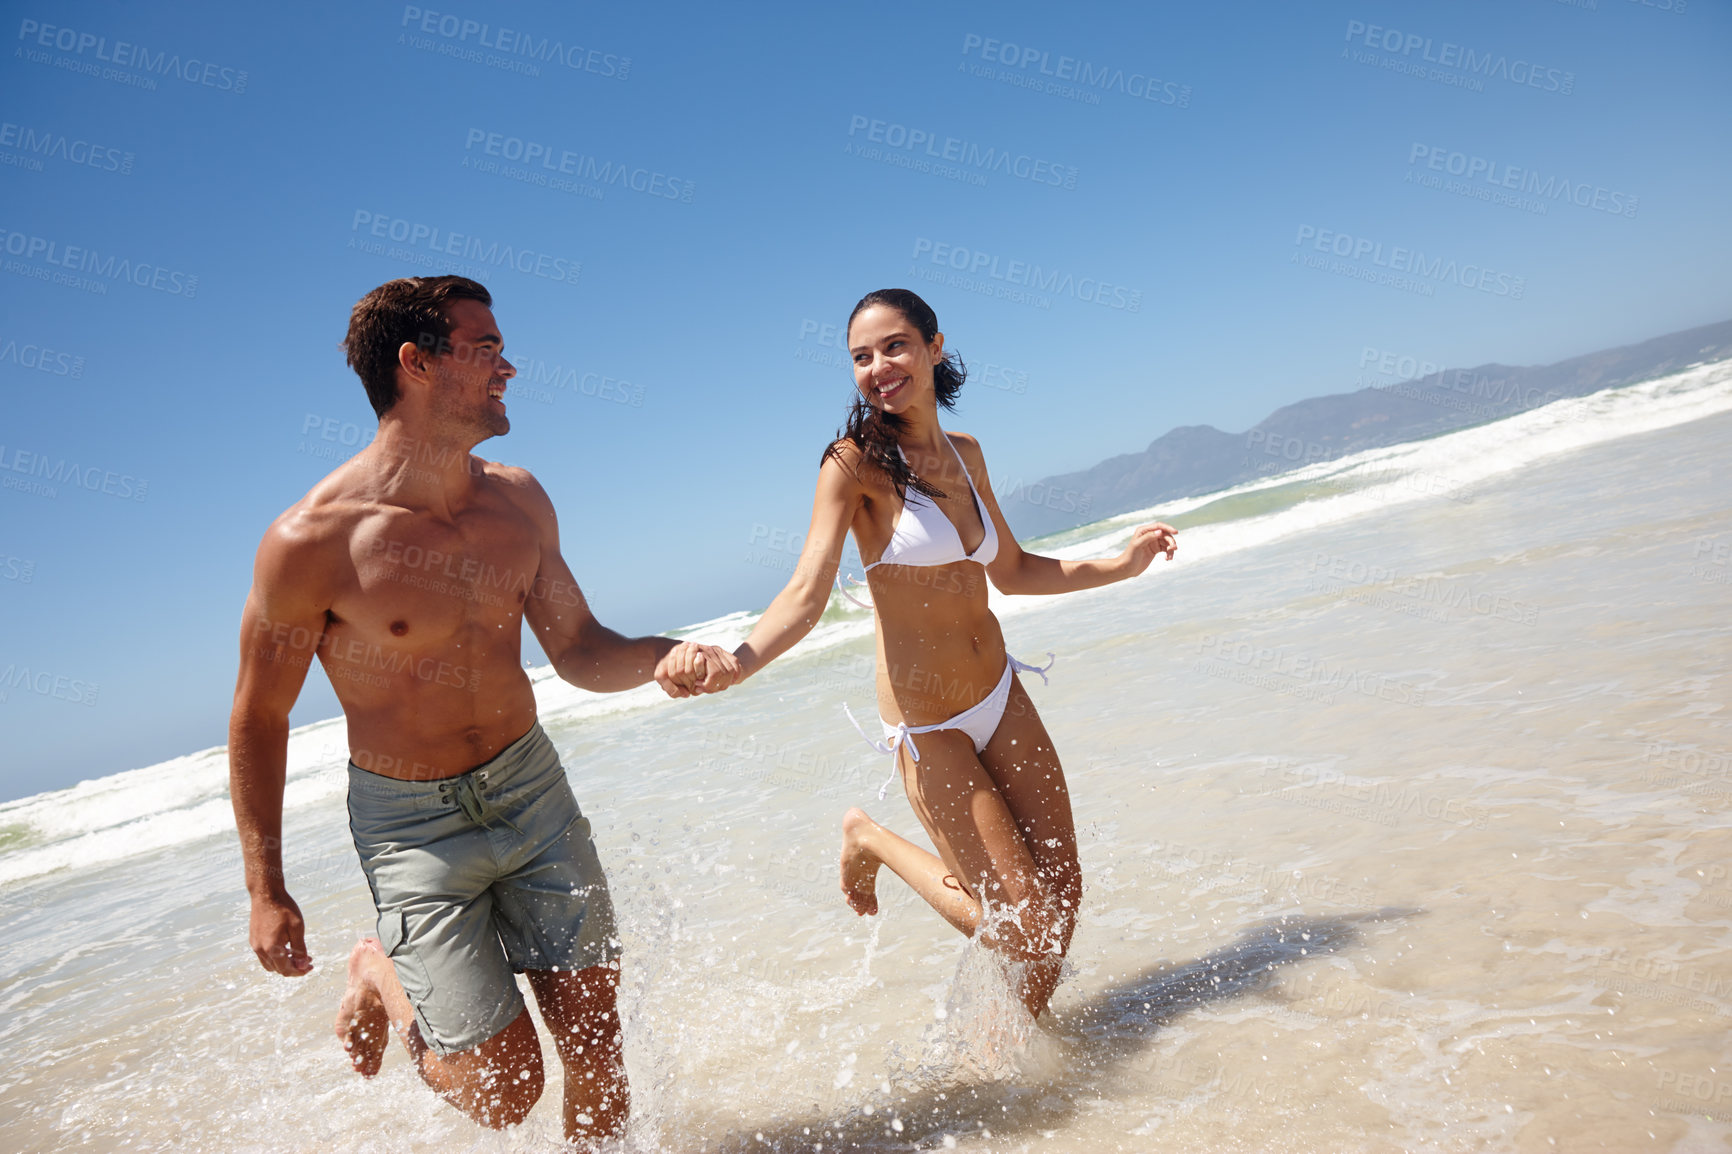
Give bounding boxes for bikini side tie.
[844,703,918,801]
[1008,652,1056,685]
[834,572,874,610]
[842,653,1054,801]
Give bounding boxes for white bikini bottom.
[845,652,1055,800]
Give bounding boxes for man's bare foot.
[334,938,392,1077]
[840,808,883,916]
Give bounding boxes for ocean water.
[2,358,1730,1152]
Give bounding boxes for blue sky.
[1,0,1727,801]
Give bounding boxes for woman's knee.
[982,889,1068,961]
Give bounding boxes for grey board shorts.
[347,722,620,1056]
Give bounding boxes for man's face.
[423,298,516,439]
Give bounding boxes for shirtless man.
[228,275,734,1146]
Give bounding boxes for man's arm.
[510,469,731,693]
[228,513,338,977]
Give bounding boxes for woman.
[731,289,1177,1019]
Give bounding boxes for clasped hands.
[653,641,743,699]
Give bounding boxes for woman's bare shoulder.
[945,430,989,471]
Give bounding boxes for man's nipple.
[389,620,409,637]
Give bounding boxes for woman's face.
[848,304,944,414]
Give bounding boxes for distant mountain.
[999,318,1732,539]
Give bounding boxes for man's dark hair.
[341,276,493,417]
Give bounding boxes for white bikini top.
[863,439,999,571]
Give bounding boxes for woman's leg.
[974,675,1081,1012]
[838,721,1071,1018]
[840,806,979,930]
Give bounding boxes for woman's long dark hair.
[823,288,967,500]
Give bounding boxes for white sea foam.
[2,358,1727,887]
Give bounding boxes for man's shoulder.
[477,459,557,518]
[261,481,374,564]
[478,458,540,491]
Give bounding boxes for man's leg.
[527,964,628,1146]
[336,939,546,1129]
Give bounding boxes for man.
[228,275,733,1145]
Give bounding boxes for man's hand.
[249,891,314,976]
[655,642,743,698]
[1118,522,1179,578]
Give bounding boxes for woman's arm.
[733,452,864,680]
[957,434,1177,597]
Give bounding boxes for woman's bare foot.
[333,938,392,1077]
[840,807,884,916]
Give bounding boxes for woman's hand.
[1117,522,1178,578]
[654,642,742,698]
